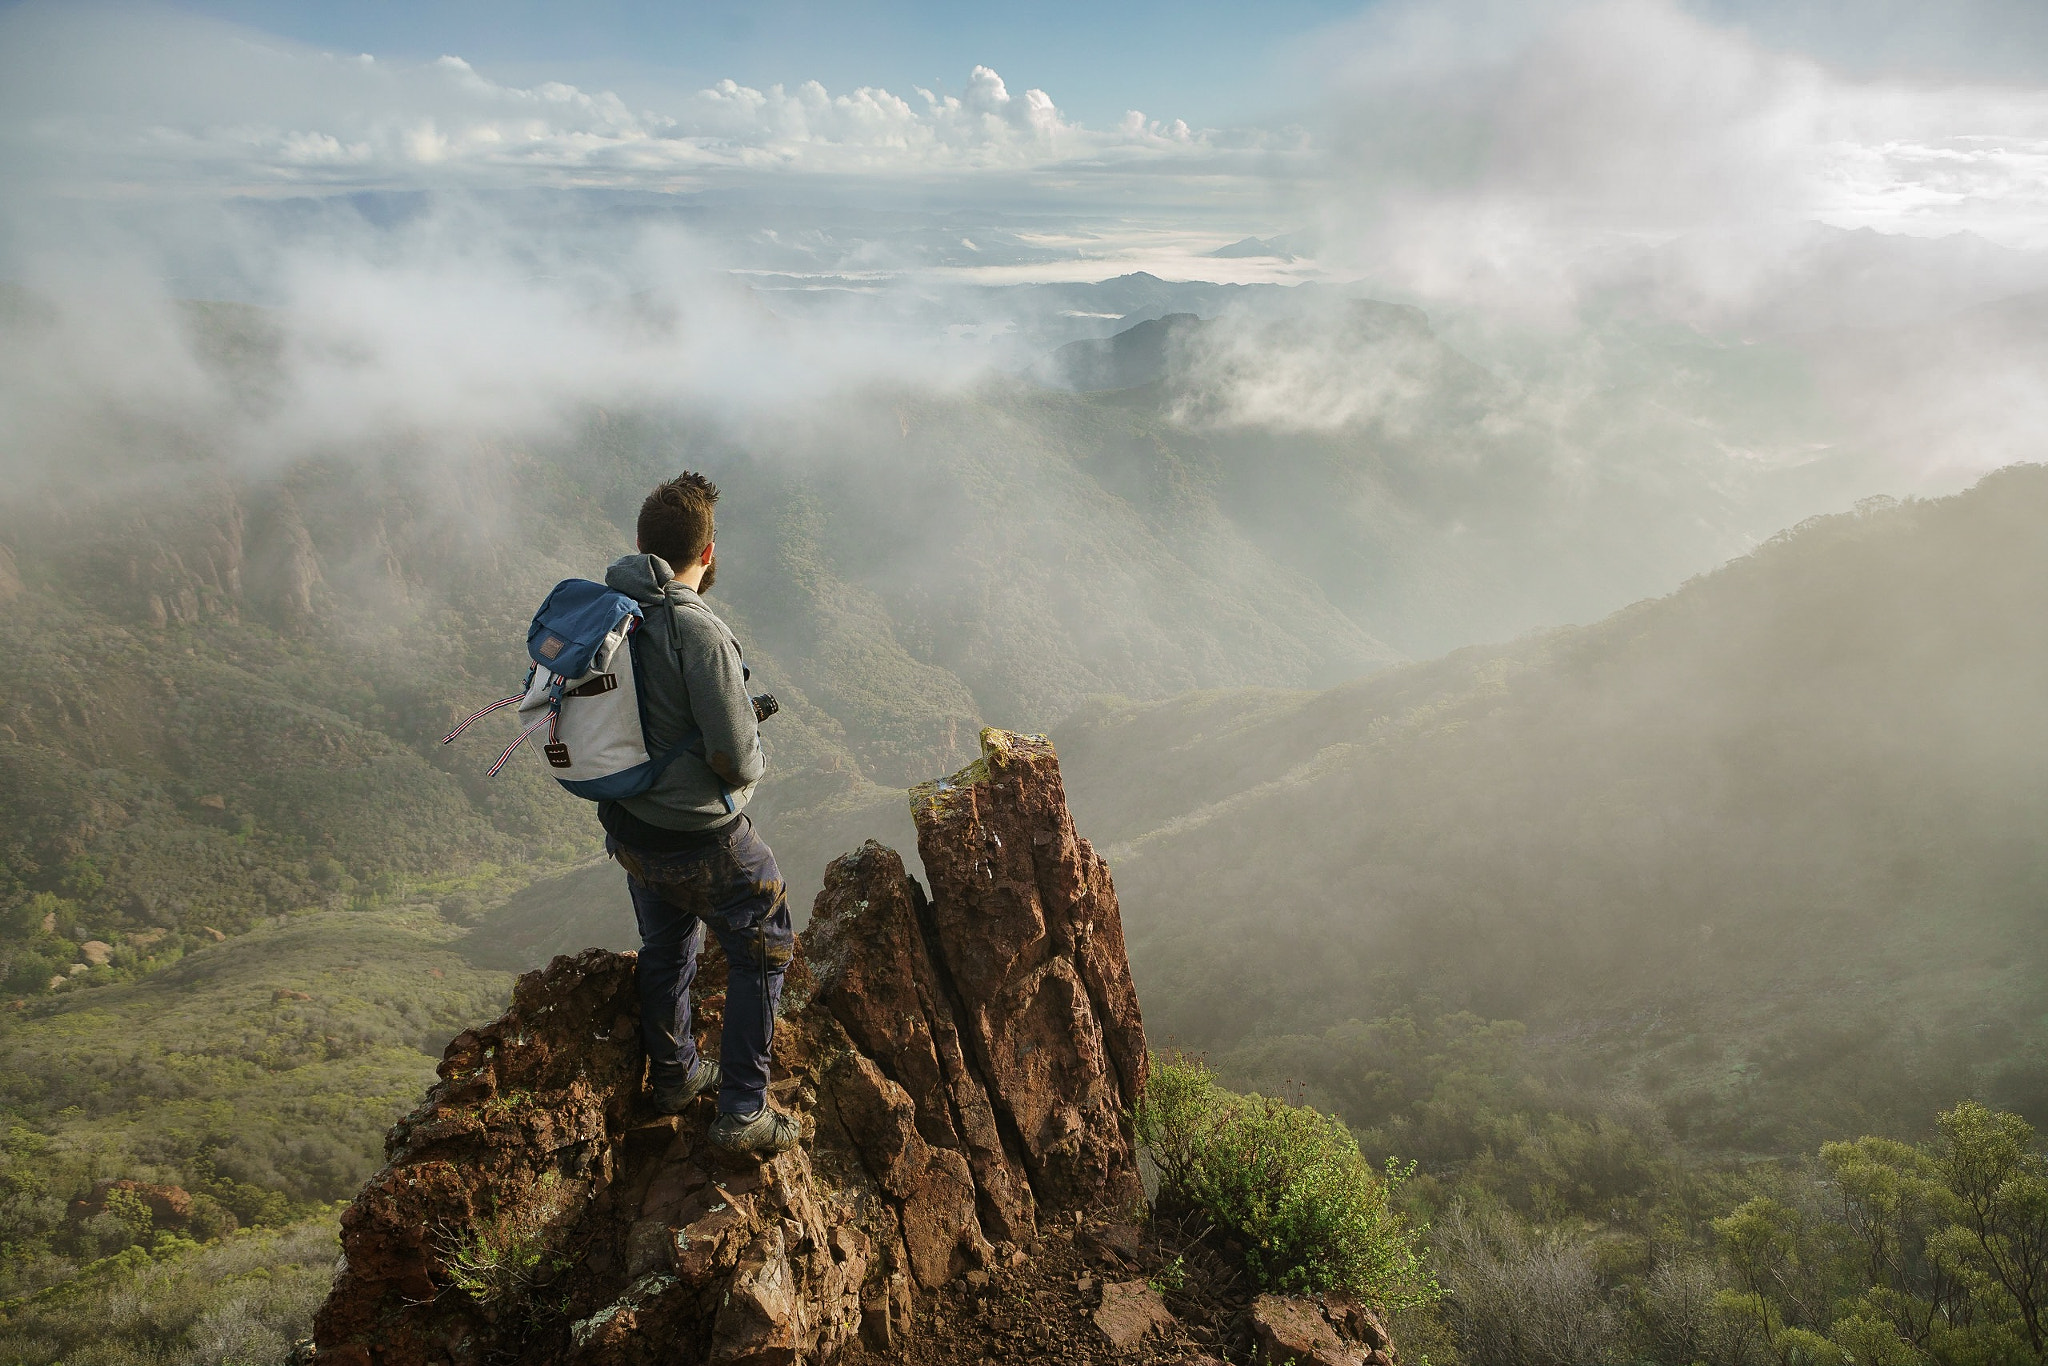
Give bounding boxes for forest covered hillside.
[1060,464,2048,1154]
[0,282,1888,968]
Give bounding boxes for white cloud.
[0,3,1221,191]
[677,65,1089,171]
[0,201,999,498]
[1307,0,2048,317]
[1,0,2042,328]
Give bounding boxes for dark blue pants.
[607,816,793,1116]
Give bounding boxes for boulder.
[1093,1279,1177,1351]
[1250,1293,1366,1366]
[1323,1294,1396,1355]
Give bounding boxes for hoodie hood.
[605,553,672,605]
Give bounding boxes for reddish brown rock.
[313,949,646,1359]
[1323,1295,1396,1354]
[312,947,877,1366]
[910,729,1149,1210]
[807,841,1036,1243]
[314,724,1155,1365]
[70,1179,194,1229]
[812,1032,990,1288]
[893,1147,988,1289]
[1251,1293,1365,1366]
[1093,1279,1176,1351]
[858,1269,915,1352]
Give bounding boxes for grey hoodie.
[602,553,764,830]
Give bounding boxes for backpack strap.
[442,694,522,744]
[489,711,555,777]
[487,673,566,776]
[441,664,538,745]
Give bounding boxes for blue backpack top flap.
[528,579,643,678]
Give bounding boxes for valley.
[0,284,2042,1364]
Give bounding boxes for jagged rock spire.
[309,727,1149,1365]
[907,728,1148,1209]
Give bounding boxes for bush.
[1632,1255,1767,1366]
[1434,1204,1622,1366]
[1135,1052,1439,1308]
[0,1218,337,1365]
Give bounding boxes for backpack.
[443,579,685,800]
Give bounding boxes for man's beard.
[697,554,716,593]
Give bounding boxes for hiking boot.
[649,1058,721,1114]
[707,1104,801,1156]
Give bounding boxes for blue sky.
[2,0,2047,296]
[115,0,1369,129]
[106,0,2048,127]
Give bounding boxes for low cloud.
[1307,0,2048,320]
[3,0,2044,511]
[0,204,987,496]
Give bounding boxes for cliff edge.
[309,729,1155,1364]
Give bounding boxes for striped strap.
[488,713,555,777]
[441,694,522,745]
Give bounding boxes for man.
[598,472,797,1155]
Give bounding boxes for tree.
[1821,1135,1969,1351]
[1933,1102,2048,1358]
[1707,1103,2048,1366]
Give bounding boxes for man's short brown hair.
[638,472,718,570]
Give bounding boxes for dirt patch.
[838,1205,1256,1366]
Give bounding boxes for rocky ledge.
[309,728,1397,1366]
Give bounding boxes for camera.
[752,693,779,723]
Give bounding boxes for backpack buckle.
[544,742,572,768]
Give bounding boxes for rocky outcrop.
[245,489,325,625]
[112,488,247,629]
[310,728,1150,1366]
[69,1179,194,1229]
[910,729,1148,1211]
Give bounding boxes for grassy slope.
[1,909,510,1209]
[0,1220,341,1365]
[1058,466,2048,1153]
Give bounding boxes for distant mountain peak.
[1206,231,1320,262]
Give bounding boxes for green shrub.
[1135,1052,1440,1308]
[0,1218,337,1365]
[435,1170,578,1322]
